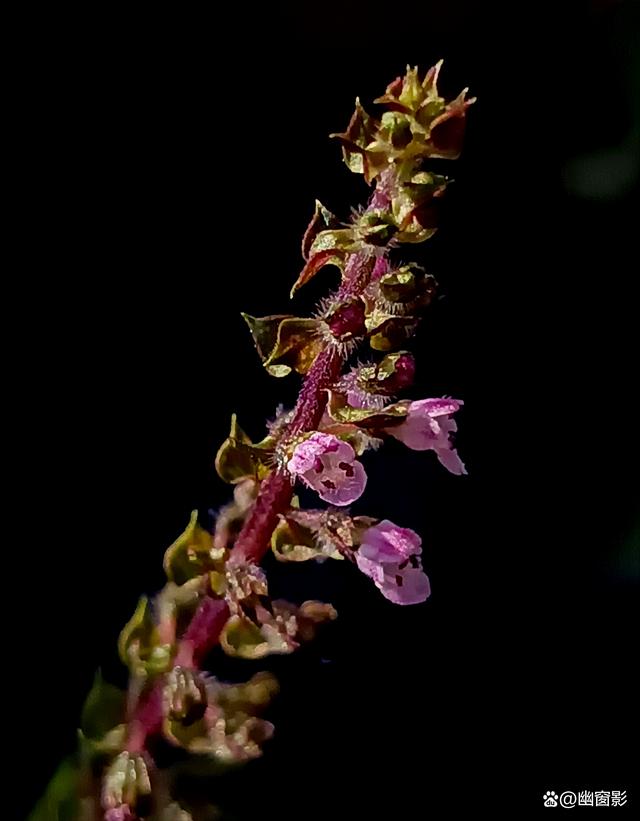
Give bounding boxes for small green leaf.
[220,615,275,660]
[242,314,325,377]
[329,98,379,176]
[80,671,126,742]
[366,314,420,351]
[290,250,345,296]
[301,199,339,260]
[118,596,173,676]
[309,227,359,256]
[326,390,409,428]
[263,317,325,376]
[215,414,274,483]
[164,510,224,584]
[118,595,150,665]
[241,313,290,363]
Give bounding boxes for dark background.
[13,1,639,817]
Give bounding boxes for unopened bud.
[374,352,416,393]
[327,299,366,339]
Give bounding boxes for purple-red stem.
[232,186,392,564]
[126,598,229,751]
[126,177,393,752]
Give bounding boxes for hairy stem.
[125,176,394,752]
[232,247,386,562]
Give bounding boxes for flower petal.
[355,552,386,585]
[315,459,367,506]
[379,566,431,605]
[386,413,438,450]
[409,397,463,417]
[288,433,367,506]
[359,519,422,563]
[436,446,467,475]
[287,432,337,475]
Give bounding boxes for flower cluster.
[57,63,473,821]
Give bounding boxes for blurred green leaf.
[27,758,78,821]
[80,670,126,741]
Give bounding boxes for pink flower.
[386,397,466,475]
[287,432,367,506]
[355,519,431,605]
[105,808,135,821]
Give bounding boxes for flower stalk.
[60,63,474,821]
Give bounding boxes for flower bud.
[374,352,416,393]
[326,299,366,339]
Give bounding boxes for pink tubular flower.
[355,520,431,605]
[287,432,367,506]
[385,397,466,475]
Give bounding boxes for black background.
[13,1,639,817]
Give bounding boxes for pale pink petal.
[438,414,458,435]
[355,552,386,584]
[287,432,337,475]
[410,397,463,417]
[315,459,367,505]
[386,413,439,450]
[322,437,357,465]
[379,566,431,605]
[436,446,467,475]
[359,519,422,563]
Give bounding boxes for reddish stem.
[230,347,343,564]
[233,176,393,563]
[179,596,230,667]
[126,597,229,752]
[123,175,394,759]
[127,684,163,753]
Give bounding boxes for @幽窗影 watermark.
[543,790,628,808]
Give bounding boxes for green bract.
[242,314,325,376]
[118,596,174,677]
[215,414,274,482]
